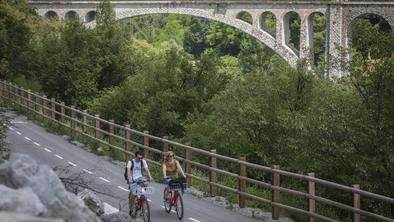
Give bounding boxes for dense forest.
[1,0,393,220]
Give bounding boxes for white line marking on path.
[161,206,176,213]
[68,162,77,167]
[44,148,52,153]
[16,131,22,135]
[11,121,27,124]
[8,126,14,130]
[55,155,63,159]
[24,136,31,141]
[83,169,93,174]
[188,218,201,222]
[103,202,119,214]
[118,186,129,192]
[33,142,41,146]
[99,177,110,183]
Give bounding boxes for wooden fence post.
[163,136,169,153]
[10,83,14,102]
[0,81,3,98]
[35,94,39,113]
[239,156,246,208]
[82,110,88,144]
[5,82,10,100]
[15,85,19,105]
[95,114,100,139]
[13,84,17,103]
[20,87,25,108]
[143,130,149,158]
[13,84,17,104]
[8,82,12,102]
[27,90,32,111]
[185,144,192,187]
[10,83,15,103]
[308,173,316,222]
[42,96,47,117]
[125,124,131,161]
[60,102,65,123]
[210,149,217,197]
[272,165,281,219]
[71,106,76,138]
[353,184,361,222]
[51,98,56,126]
[109,120,115,158]
[0,80,6,97]
[5,82,9,100]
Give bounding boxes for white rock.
[0,185,47,215]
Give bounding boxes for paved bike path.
[5,112,261,222]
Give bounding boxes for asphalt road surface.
[4,112,261,222]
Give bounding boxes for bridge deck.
[27,0,394,5]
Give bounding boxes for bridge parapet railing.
[27,0,340,3]
[27,0,394,3]
[0,80,393,222]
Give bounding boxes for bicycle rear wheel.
[175,193,184,220]
[163,188,172,213]
[141,197,150,222]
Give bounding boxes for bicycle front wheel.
[175,193,184,220]
[163,188,172,213]
[141,197,150,222]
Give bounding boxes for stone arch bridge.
[29,0,394,78]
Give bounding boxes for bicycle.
[163,178,187,220]
[130,180,153,222]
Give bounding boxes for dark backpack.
[124,160,144,182]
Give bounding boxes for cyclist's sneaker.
[129,209,137,218]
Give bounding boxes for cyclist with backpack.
[126,150,153,216]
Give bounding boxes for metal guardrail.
[0,80,393,222]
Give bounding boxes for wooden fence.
[0,80,393,222]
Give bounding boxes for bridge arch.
[113,9,299,68]
[259,11,276,38]
[344,7,394,53]
[236,11,253,25]
[350,13,392,32]
[44,11,58,20]
[307,12,326,67]
[348,13,392,60]
[85,11,96,23]
[349,10,394,28]
[65,11,78,21]
[282,11,301,56]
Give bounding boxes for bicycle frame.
[131,182,152,222]
[163,181,186,220]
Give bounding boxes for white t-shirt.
[127,159,148,180]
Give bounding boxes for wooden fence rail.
[0,80,393,222]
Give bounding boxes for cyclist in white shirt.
[126,150,153,215]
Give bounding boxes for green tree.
[206,21,245,56]
[348,18,394,198]
[90,41,198,136]
[183,17,210,57]
[0,0,36,79]
[95,0,134,90]
[36,21,101,108]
